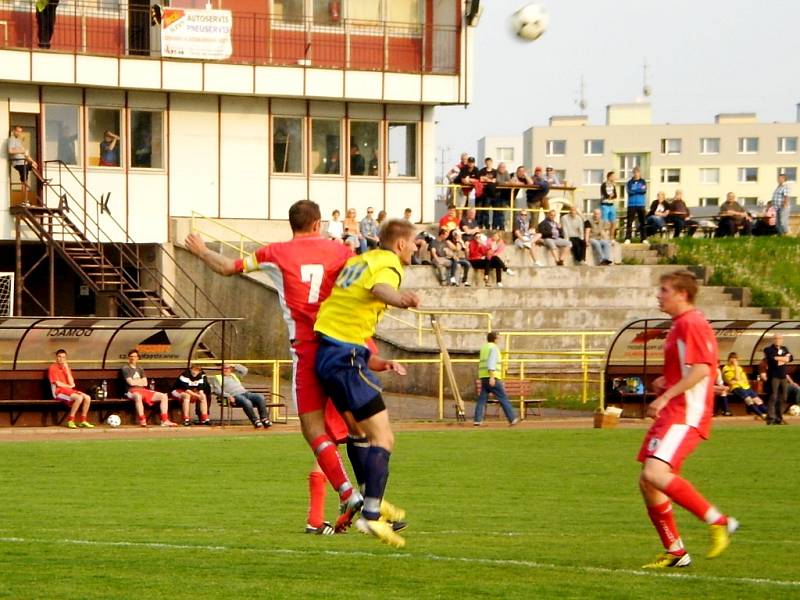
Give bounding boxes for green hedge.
[667,237,800,316]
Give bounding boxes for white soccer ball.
[106,414,122,428]
[511,3,550,41]
[789,404,800,417]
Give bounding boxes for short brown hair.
[127,349,139,358]
[379,219,416,250]
[727,352,738,360]
[660,269,698,303]
[288,200,321,233]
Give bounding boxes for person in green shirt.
[474,331,519,426]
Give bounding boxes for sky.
[435,0,800,168]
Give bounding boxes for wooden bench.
[474,379,546,420]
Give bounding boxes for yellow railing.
[384,308,494,345]
[435,183,580,223]
[190,211,266,260]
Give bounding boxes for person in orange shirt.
[48,349,93,429]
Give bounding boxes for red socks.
[308,471,327,528]
[67,415,75,422]
[310,435,351,498]
[665,476,726,525]
[79,415,87,423]
[647,501,683,553]
[160,413,169,422]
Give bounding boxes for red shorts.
[171,389,202,402]
[53,386,79,404]
[127,387,159,405]
[291,339,329,415]
[637,420,703,473]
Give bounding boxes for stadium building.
[480,103,800,213]
[0,0,474,317]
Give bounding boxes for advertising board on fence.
[161,8,233,61]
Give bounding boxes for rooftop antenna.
[642,59,652,98]
[576,75,587,113]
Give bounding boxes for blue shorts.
[315,337,385,422]
[601,204,617,223]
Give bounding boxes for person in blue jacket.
[625,166,648,243]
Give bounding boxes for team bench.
[214,384,288,424]
[474,379,546,420]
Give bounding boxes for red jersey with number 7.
[234,236,353,342]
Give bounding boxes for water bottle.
[101,380,108,400]
[148,379,155,391]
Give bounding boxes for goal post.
[0,272,15,317]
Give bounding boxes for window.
[700,137,720,154]
[699,168,719,184]
[738,137,759,153]
[311,119,341,175]
[44,104,81,166]
[546,140,566,156]
[554,169,567,184]
[273,116,304,174]
[660,138,681,155]
[387,0,422,24]
[741,197,758,209]
[349,121,380,176]
[779,167,797,182]
[584,139,604,156]
[738,167,758,183]
[496,147,514,162]
[583,169,604,185]
[273,0,303,22]
[130,110,163,169]
[387,122,417,177]
[660,168,681,183]
[349,0,380,20]
[778,137,798,153]
[87,108,123,167]
[699,197,719,207]
[313,0,343,26]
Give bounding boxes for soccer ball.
[511,3,550,41]
[789,404,800,417]
[106,414,122,428]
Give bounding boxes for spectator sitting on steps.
[560,205,587,265]
[468,233,504,287]
[716,192,752,238]
[445,229,472,286]
[488,232,515,279]
[585,208,613,265]
[210,364,272,429]
[513,208,543,267]
[439,205,459,234]
[48,349,93,429]
[537,209,571,266]
[459,207,480,242]
[646,192,670,237]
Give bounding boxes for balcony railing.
[0,1,460,75]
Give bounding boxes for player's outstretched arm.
[184,232,238,276]
[372,284,420,310]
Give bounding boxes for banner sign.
[161,8,233,61]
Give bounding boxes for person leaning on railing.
[493,162,512,231]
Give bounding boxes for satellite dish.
[643,84,652,97]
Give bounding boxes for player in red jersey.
[638,269,738,569]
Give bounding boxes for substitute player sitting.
[120,349,177,427]
[315,219,420,548]
[638,269,738,569]
[171,363,211,426]
[48,349,94,429]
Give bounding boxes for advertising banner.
[161,8,233,61]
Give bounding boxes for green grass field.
[1,425,798,599]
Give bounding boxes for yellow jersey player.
[314,219,420,548]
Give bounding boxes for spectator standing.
[438,205,459,234]
[344,208,367,253]
[474,331,520,426]
[666,191,698,238]
[459,207,480,242]
[537,209,571,266]
[513,208,543,266]
[545,165,560,186]
[99,130,120,167]
[324,151,340,175]
[7,125,37,198]
[762,334,793,425]
[171,364,212,427]
[210,364,272,429]
[446,229,472,286]
[48,349,93,429]
[771,173,791,235]
[721,353,767,419]
[457,157,481,207]
[121,349,177,427]
[360,207,380,249]
[600,171,618,239]
[716,192,752,237]
[477,158,497,228]
[527,166,550,211]
[350,145,366,175]
[646,192,670,237]
[36,0,60,49]
[560,205,587,265]
[625,167,647,243]
[586,208,613,265]
[493,162,512,230]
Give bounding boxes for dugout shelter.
[605,319,800,417]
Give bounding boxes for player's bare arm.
[184,232,239,276]
[368,354,407,376]
[371,284,420,309]
[648,363,710,418]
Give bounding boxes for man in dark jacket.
[625,167,647,242]
[537,209,571,265]
[762,334,793,425]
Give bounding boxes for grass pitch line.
[2,536,799,589]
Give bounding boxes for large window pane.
[387,122,416,178]
[130,110,164,169]
[387,0,421,24]
[349,121,379,176]
[273,116,304,174]
[274,0,303,22]
[349,0,380,21]
[313,0,342,25]
[311,119,341,175]
[88,108,122,167]
[45,104,81,166]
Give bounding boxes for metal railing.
[436,183,579,223]
[190,211,265,261]
[0,1,460,74]
[384,308,494,345]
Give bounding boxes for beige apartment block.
[512,103,800,212]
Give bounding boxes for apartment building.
[476,135,523,169]
[507,103,799,212]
